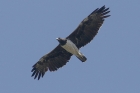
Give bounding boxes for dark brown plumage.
[67,5,110,48]
[31,5,110,80]
[31,46,72,80]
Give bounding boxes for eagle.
[31,5,110,80]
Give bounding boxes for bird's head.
[56,37,67,45]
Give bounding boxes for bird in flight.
[31,5,110,80]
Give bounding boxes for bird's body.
[57,38,87,62]
[31,5,111,80]
[61,39,79,55]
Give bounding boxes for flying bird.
[31,5,110,80]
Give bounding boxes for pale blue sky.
[0,0,140,93]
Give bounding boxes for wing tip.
[31,69,46,80]
[31,63,46,80]
[92,5,110,18]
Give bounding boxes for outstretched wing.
[31,45,72,80]
[67,5,110,48]
[31,5,110,80]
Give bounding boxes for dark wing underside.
[31,45,72,80]
[67,5,110,48]
[31,5,110,80]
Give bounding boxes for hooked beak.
[56,38,60,40]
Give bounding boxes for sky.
[0,0,140,93]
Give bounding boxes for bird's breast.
[61,40,79,55]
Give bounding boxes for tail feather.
[76,53,87,62]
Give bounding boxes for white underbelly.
[61,40,79,55]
